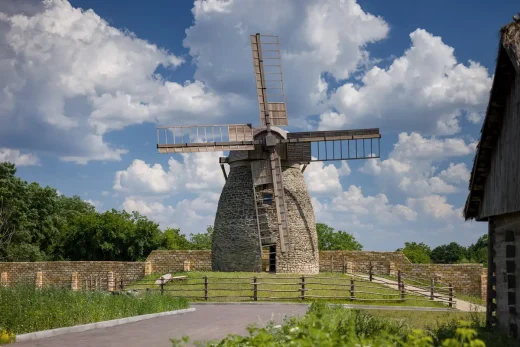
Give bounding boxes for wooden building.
[464,16,520,338]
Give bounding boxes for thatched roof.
[464,16,520,221]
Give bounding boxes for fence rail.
[121,271,455,308]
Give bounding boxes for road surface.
[14,304,308,347]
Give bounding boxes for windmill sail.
[156,124,256,153]
[250,34,288,127]
[285,128,381,162]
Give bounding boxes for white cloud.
[0,148,39,166]
[114,159,176,194]
[390,133,476,162]
[114,152,225,233]
[320,29,492,135]
[113,152,225,196]
[360,132,474,197]
[331,185,417,224]
[438,163,470,185]
[122,196,217,232]
[184,0,389,123]
[0,0,226,164]
[407,195,461,220]
[304,160,350,194]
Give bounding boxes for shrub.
[0,327,15,345]
[171,302,513,347]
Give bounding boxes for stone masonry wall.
[0,250,484,296]
[144,250,484,295]
[212,165,263,272]
[212,162,319,274]
[146,250,212,274]
[0,261,144,289]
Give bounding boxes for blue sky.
[1,0,518,251]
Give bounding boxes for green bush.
[0,284,189,334]
[171,302,514,347]
[0,327,16,345]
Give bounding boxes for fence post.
[204,276,208,301]
[107,272,115,292]
[144,261,152,276]
[369,262,373,282]
[300,275,305,300]
[342,255,346,274]
[330,255,334,272]
[449,284,453,308]
[430,278,434,301]
[71,272,79,291]
[398,271,405,302]
[35,271,43,289]
[350,278,355,300]
[120,277,124,290]
[253,276,257,302]
[160,277,164,295]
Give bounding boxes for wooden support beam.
[220,164,228,181]
[486,220,496,327]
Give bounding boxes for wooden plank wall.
[480,72,520,218]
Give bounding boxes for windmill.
[156,34,381,274]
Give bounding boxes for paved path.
[355,274,486,312]
[13,304,308,347]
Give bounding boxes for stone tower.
[212,127,319,274]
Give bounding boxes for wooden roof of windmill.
[464,14,520,221]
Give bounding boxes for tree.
[0,162,30,260]
[316,223,362,251]
[466,234,488,266]
[161,227,192,250]
[61,209,163,261]
[397,242,432,264]
[189,225,213,250]
[430,242,467,264]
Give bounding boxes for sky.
[0,0,518,251]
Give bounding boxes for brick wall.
[316,251,484,295]
[0,250,485,296]
[0,261,145,289]
[400,263,484,295]
[146,250,212,273]
[318,250,410,274]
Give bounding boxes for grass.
[182,302,515,347]
[128,271,449,307]
[362,309,484,330]
[457,294,486,306]
[0,284,189,334]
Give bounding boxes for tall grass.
[0,284,189,334]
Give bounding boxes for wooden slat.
[479,70,520,218]
[158,144,254,153]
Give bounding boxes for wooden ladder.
[269,151,291,253]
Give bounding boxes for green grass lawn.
[0,284,189,335]
[128,271,449,307]
[365,309,484,329]
[456,294,486,306]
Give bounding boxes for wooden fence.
[124,271,455,307]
